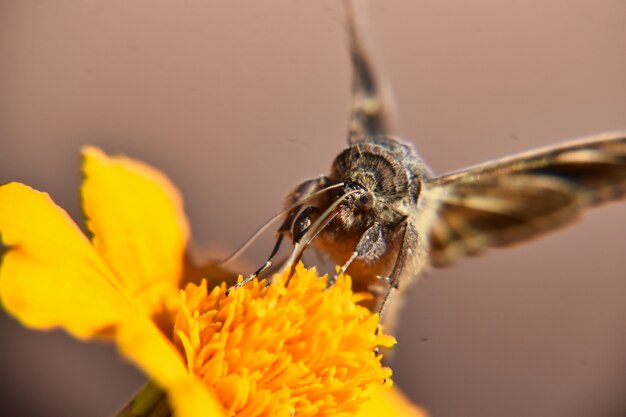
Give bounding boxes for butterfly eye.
[359,193,374,209]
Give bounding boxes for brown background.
[1,0,626,416]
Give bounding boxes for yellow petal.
[0,183,130,338]
[117,313,225,417]
[357,384,429,417]
[170,378,225,417]
[81,147,190,318]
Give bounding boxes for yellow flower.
[0,147,428,417]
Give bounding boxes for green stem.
[116,380,172,417]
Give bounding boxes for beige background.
[1,0,626,416]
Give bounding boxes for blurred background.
[1,0,626,416]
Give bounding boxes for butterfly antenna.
[219,182,345,265]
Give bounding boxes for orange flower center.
[173,265,395,417]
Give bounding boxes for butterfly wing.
[344,0,395,144]
[426,132,626,267]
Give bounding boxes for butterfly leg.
[229,204,323,292]
[228,234,286,292]
[377,220,418,321]
[228,176,330,293]
[328,222,384,287]
[284,206,326,279]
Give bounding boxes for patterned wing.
[427,132,626,266]
[344,0,395,144]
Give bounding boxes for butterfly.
[223,0,626,325]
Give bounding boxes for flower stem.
[116,380,172,417]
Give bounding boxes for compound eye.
[358,192,374,210]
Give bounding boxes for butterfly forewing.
[344,0,394,144]
[427,133,626,266]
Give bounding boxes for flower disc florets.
[174,264,395,417]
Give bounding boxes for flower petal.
[0,182,130,338]
[117,313,225,417]
[357,385,429,417]
[81,147,189,317]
